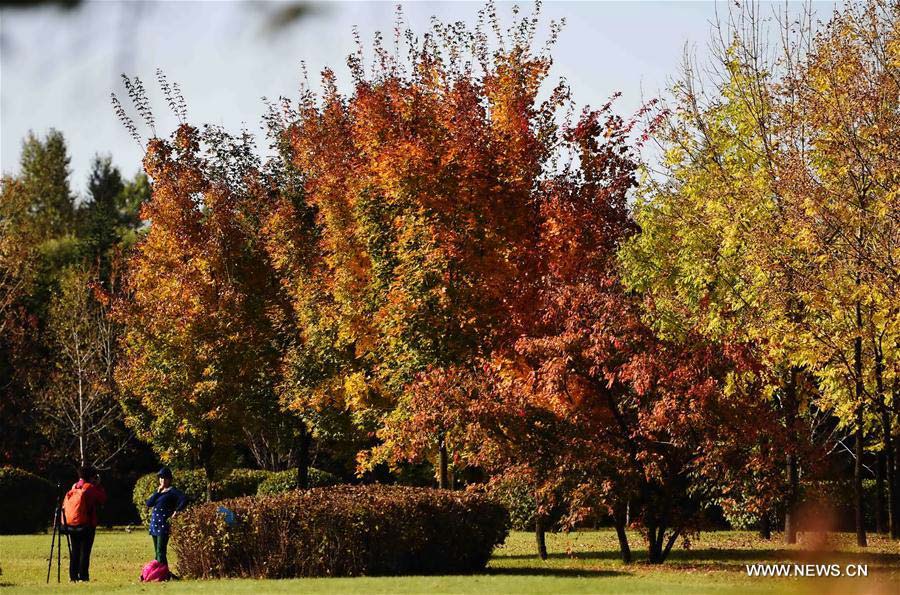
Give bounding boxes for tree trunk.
[875,349,897,539]
[876,450,886,534]
[874,349,887,534]
[885,397,898,540]
[852,264,866,546]
[647,522,667,564]
[886,406,898,540]
[854,404,867,547]
[661,528,681,562]
[758,437,772,540]
[882,422,900,539]
[784,367,800,545]
[200,429,214,503]
[296,426,311,489]
[893,438,899,540]
[437,433,449,489]
[77,363,86,468]
[785,452,799,544]
[534,514,548,560]
[613,505,632,563]
[647,522,659,563]
[759,514,771,540]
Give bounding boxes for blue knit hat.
[157,467,173,480]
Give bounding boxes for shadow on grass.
[497,549,900,569]
[497,551,627,562]
[670,549,900,566]
[483,567,628,578]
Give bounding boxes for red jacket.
[64,480,107,528]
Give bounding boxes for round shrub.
[483,476,568,531]
[133,468,272,525]
[486,476,537,531]
[217,469,271,499]
[255,468,339,496]
[0,467,57,534]
[173,484,510,578]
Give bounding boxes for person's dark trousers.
[68,526,96,582]
[152,533,169,565]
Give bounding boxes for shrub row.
[0,467,57,534]
[132,467,339,525]
[172,485,510,578]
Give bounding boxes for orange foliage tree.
[115,121,299,498]
[281,4,564,486]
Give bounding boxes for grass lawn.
[1,529,897,594]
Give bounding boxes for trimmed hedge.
[172,485,509,578]
[133,469,272,525]
[255,468,339,495]
[0,467,57,534]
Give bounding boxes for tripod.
[46,487,72,583]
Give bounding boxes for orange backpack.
[63,485,90,527]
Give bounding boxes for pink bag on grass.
[140,559,171,582]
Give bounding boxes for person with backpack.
[145,467,187,568]
[63,466,107,582]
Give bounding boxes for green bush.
[173,485,510,578]
[721,505,769,532]
[133,468,273,525]
[255,468,339,496]
[217,469,271,499]
[0,467,57,534]
[485,476,537,531]
[483,476,569,531]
